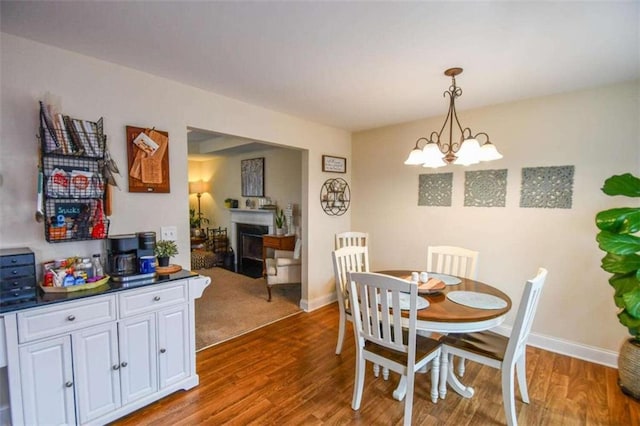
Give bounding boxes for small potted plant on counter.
[595,172,640,399]
[155,239,178,267]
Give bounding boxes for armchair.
[265,247,301,302]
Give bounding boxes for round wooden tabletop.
[376,270,512,328]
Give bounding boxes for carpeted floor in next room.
[193,267,302,351]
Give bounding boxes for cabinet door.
[118,313,157,405]
[19,335,76,425]
[158,305,190,389]
[73,322,121,424]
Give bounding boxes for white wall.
[0,34,351,308]
[353,81,640,361]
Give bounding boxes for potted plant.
[224,198,233,209]
[275,209,286,235]
[154,239,179,267]
[595,173,640,399]
[189,208,209,236]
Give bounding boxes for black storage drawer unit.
[0,247,37,309]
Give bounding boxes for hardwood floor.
[114,303,640,425]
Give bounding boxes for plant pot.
[619,338,640,400]
[158,256,170,267]
[224,201,232,209]
[276,227,284,236]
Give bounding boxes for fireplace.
[236,223,268,278]
[229,209,276,277]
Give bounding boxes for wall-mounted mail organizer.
[39,102,109,242]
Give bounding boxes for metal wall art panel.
[418,173,453,206]
[520,165,575,209]
[464,169,507,207]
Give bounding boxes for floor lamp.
[189,180,207,233]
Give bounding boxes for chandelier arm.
[413,137,431,149]
[471,132,491,144]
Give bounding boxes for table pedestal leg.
[393,375,407,401]
[446,359,475,398]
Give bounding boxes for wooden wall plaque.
[126,126,170,193]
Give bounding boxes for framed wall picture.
[241,157,265,197]
[322,155,347,173]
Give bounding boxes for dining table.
[376,270,512,401]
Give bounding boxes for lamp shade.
[421,143,447,168]
[189,180,207,195]
[404,148,425,165]
[479,142,503,161]
[453,138,481,165]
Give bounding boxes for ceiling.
[1,1,638,134]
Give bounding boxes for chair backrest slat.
[348,271,417,355]
[332,246,370,313]
[335,231,369,249]
[427,245,479,280]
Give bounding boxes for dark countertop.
[0,269,198,314]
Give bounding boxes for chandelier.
[404,67,502,168]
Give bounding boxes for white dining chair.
[347,271,441,426]
[332,245,369,356]
[427,245,479,376]
[427,245,479,280]
[439,268,548,426]
[335,231,368,249]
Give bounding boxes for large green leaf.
[610,273,640,308]
[595,207,640,234]
[601,252,640,274]
[618,311,640,335]
[597,231,640,255]
[623,287,640,319]
[602,173,640,197]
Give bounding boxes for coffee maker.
[106,231,156,281]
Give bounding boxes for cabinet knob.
[67,315,76,321]
[121,361,128,368]
[11,270,17,275]
[65,381,73,388]
[112,364,120,370]
[154,296,161,301]
[160,348,166,353]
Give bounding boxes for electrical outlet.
[161,226,177,241]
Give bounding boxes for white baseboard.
[493,325,618,368]
[301,292,337,312]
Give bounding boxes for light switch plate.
[160,226,177,241]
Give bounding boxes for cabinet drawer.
[0,265,35,279]
[119,282,187,318]
[0,275,36,291]
[0,253,34,268]
[18,295,116,343]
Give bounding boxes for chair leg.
[430,352,440,403]
[439,350,449,399]
[373,363,380,377]
[352,352,366,410]
[501,363,518,426]
[335,311,346,355]
[516,353,530,403]
[403,372,415,426]
[382,367,389,380]
[456,356,466,377]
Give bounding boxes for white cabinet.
[19,335,76,425]
[72,322,121,424]
[2,275,211,426]
[118,313,158,405]
[158,305,189,389]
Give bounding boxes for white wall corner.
[493,325,619,368]
[300,292,337,312]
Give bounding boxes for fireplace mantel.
[229,209,275,271]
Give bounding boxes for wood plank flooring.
[113,303,640,425]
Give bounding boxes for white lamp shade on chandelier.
[404,67,502,168]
